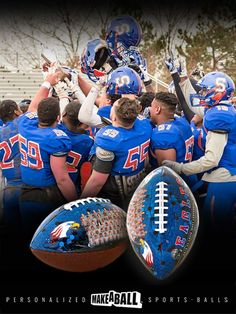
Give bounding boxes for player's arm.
[50,155,78,201]
[179,78,204,118]
[28,71,62,113]
[80,170,109,198]
[78,73,93,96]
[80,147,114,198]
[154,148,176,166]
[171,72,194,122]
[163,131,228,175]
[78,86,104,127]
[180,131,227,174]
[165,57,204,118]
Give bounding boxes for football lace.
[64,197,111,211]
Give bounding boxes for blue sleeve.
[18,112,38,129]
[204,106,235,133]
[151,127,179,151]
[46,129,72,156]
[97,106,112,119]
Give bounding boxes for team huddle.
[0,16,235,254]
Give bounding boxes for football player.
[18,77,78,238]
[165,58,207,168]
[0,100,23,227]
[163,71,236,234]
[80,97,152,210]
[0,71,61,231]
[149,92,197,189]
[58,100,94,195]
[78,66,143,129]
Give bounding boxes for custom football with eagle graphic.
[30,198,128,272]
[126,166,199,280]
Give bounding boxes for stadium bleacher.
[0,70,43,103]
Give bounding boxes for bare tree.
[0,0,94,70]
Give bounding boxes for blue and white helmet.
[190,71,235,107]
[105,16,142,55]
[106,66,142,95]
[81,38,110,82]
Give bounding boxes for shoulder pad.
[102,128,119,138]
[204,106,235,132]
[96,147,115,161]
[52,129,68,137]
[25,112,37,119]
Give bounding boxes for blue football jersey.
[18,112,72,187]
[97,105,112,119]
[0,119,3,127]
[150,116,194,168]
[190,122,206,161]
[204,104,236,175]
[94,116,152,176]
[0,118,21,182]
[58,123,94,183]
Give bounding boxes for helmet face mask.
[190,72,235,107]
[81,39,111,82]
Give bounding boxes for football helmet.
[190,71,235,107]
[105,16,142,55]
[106,66,142,95]
[81,38,110,82]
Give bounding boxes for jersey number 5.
[124,139,150,171]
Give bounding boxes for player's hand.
[44,70,63,86]
[164,57,179,74]
[165,57,175,73]
[54,81,69,99]
[162,160,183,174]
[139,64,152,86]
[95,75,107,90]
[64,77,80,93]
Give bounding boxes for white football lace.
[64,198,111,211]
[154,182,168,233]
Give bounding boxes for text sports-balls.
[30,198,128,272]
[127,166,199,280]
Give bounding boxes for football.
[126,166,199,280]
[30,197,128,272]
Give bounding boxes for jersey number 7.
[0,135,19,169]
